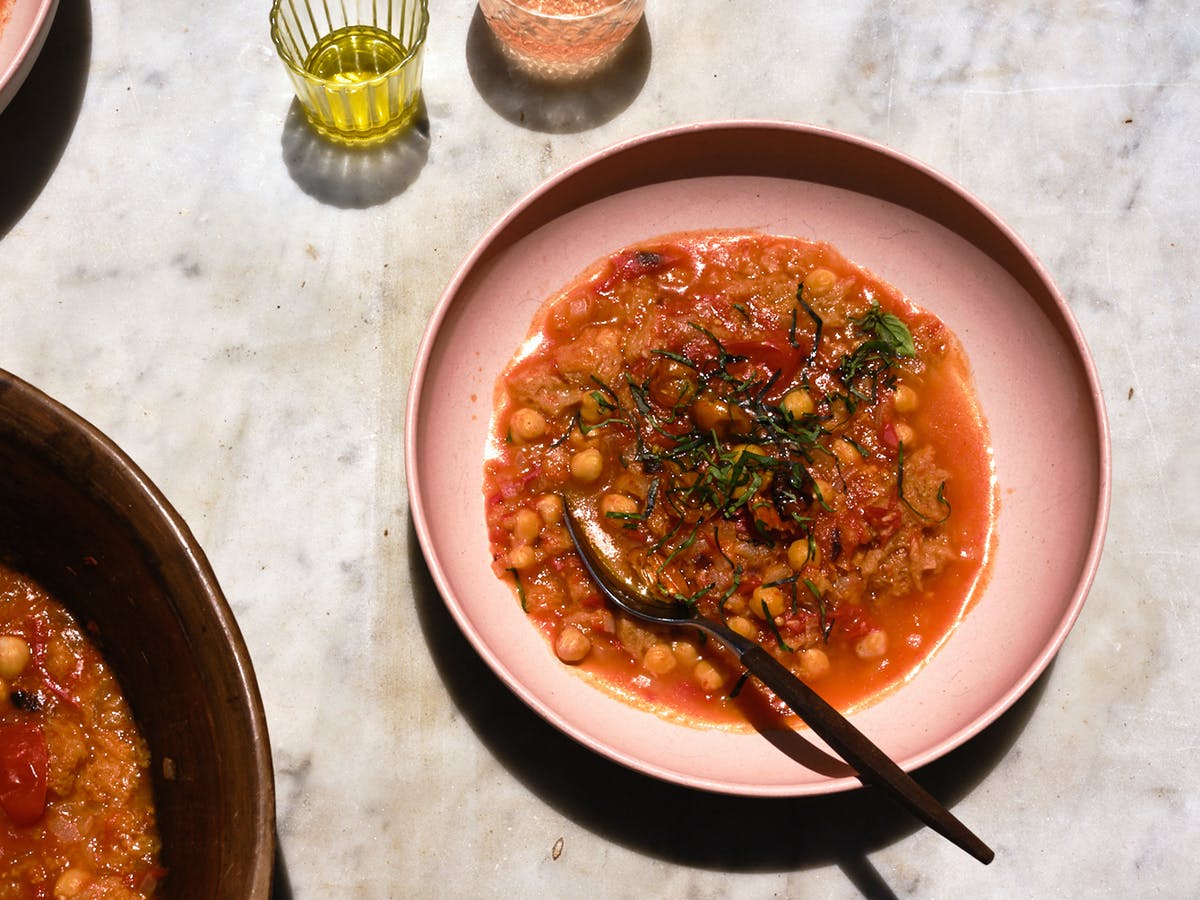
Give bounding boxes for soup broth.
[484,230,995,727]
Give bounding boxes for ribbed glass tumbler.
[270,0,429,145]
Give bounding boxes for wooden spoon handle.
[738,643,994,864]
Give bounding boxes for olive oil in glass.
[304,25,409,83]
[301,25,415,139]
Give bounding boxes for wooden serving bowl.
[0,369,275,897]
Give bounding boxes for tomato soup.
[1,563,162,897]
[484,231,995,728]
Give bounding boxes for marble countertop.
[2,1,1196,896]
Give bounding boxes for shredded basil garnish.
[803,578,833,642]
[551,280,951,662]
[761,599,793,652]
[727,671,750,699]
[796,283,823,366]
[507,568,527,612]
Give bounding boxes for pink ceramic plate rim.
[0,0,58,114]
[406,120,1111,795]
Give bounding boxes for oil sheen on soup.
[483,230,996,727]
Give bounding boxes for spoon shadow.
[409,513,1044,879]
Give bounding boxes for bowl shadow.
[280,97,430,208]
[464,6,651,134]
[270,840,294,900]
[0,0,91,239]
[410,512,1045,887]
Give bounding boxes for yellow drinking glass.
[270,0,429,145]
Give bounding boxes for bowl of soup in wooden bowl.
[0,369,275,896]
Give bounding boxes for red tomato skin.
[0,720,49,827]
[678,336,803,403]
[605,248,683,284]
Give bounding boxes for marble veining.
[1,0,1197,896]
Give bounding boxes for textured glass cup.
[479,0,645,79]
[270,0,429,145]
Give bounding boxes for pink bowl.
[406,121,1111,796]
[0,0,58,114]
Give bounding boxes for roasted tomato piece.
[0,720,49,826]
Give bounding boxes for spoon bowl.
[561,493,994,864]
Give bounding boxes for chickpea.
[894,422,915,446]
[599,493,639,519]
[672,640,700,667]
[856,629,888,659]
[507,544,536,570]
[580,390,607,425]
[512,508,541,543]
[0,635,31,678]
[555,625,591,663]
[510,407,547,442]
[649,360,697,408]
[798,648,831,680]
[787,539,820,571]
[730,443,768,468]
[893,383,919,413]
[780,388,815,419]
[727,615,758,641]
[535,494,563,524]
[691,396,727,432]
[728,404,752,433]
[570,447,604,483]
[642,643,677,675]
[723,593,748,615]
[729,444,772,497]
[804,267,837,295]
[693,660,724,692]
[750,585,787,620]
[691,396,749,435]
